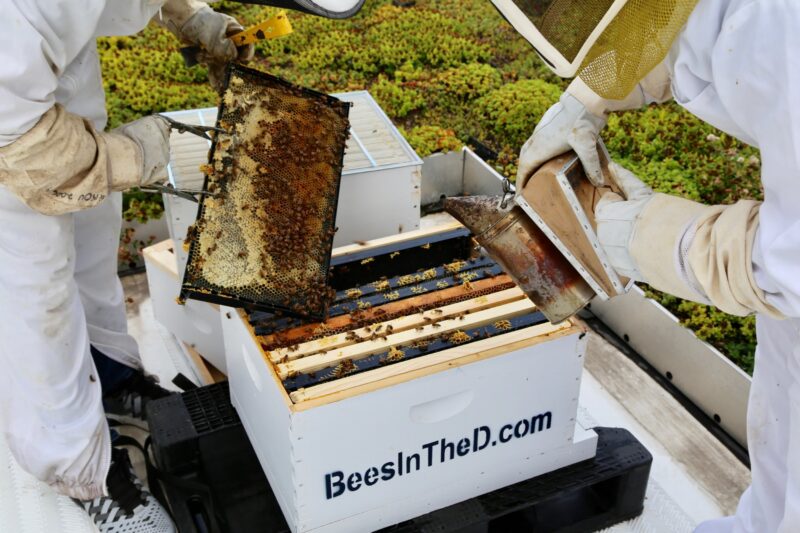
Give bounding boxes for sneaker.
[76,447,176,533]
[104,372,172,430]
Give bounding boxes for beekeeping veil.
[231,0,364,19]
[490,0,699,99]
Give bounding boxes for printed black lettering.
[514,419,530,438]
[422,441,437,467]
[473,426,490,451]
[51,190,74,200]
[347,472,362,492]
[322,411,555,498]
[531,412,552,433]
[325,471,345,499]
[405,453,421,472]
[380,461,396,481]
[439,438,455,463]
[457,438,470,457]
[78,192,103,202]
[364,467,379,486]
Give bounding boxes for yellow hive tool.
[230,11,293,46]
[181,11,293,67]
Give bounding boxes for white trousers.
[696,316,800,532]
[0,187,141,500]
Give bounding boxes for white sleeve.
[0,0,106,146]
[708,1,800,317]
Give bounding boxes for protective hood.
[230,0,364,19]
[491,0,699,99]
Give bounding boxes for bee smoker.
[444,195,594,324]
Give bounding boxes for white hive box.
[143,239,227,373]
[162,91,422,273]
[223,223,598,533]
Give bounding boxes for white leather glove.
[516,65,675,190]
[0,106,169,215]
[111,115,171,188]
[516,91,608,189]
[158,1,255,90]
[595,163,655,280]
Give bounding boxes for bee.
[494,320,512,331]
[448,330,472,344]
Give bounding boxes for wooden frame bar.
[277,298,535,379]
[289,321,578,406]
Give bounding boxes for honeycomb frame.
[180,64,351,320]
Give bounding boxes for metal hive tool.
[180,64,351,320]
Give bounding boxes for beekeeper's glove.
[595,163,783,318]
[516,63,674,190]
[111,115,172,188]
[516,90,608,190]
[0,106,170,215]
[595,163,655,280]
[158,0,255,90]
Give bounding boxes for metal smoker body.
[445,153,628,323]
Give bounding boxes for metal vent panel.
[164,91,420,190]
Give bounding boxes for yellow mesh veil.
[577,0,699,99]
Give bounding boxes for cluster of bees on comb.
[183,69,350,319]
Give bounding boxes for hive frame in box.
[223,222,598,533]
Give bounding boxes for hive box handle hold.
[409,389,474,424]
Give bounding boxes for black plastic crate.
[147,383,651,533]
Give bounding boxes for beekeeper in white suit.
[0,1,259,530]
[2,0,366,528]
[492,0,800,531]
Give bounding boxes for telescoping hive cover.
[180,64,351,320]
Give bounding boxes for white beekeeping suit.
[510,0,800,531]
[0,0,164,501]
[0,0,253,506]
[596,3,800,528]
[667,2,800,531]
